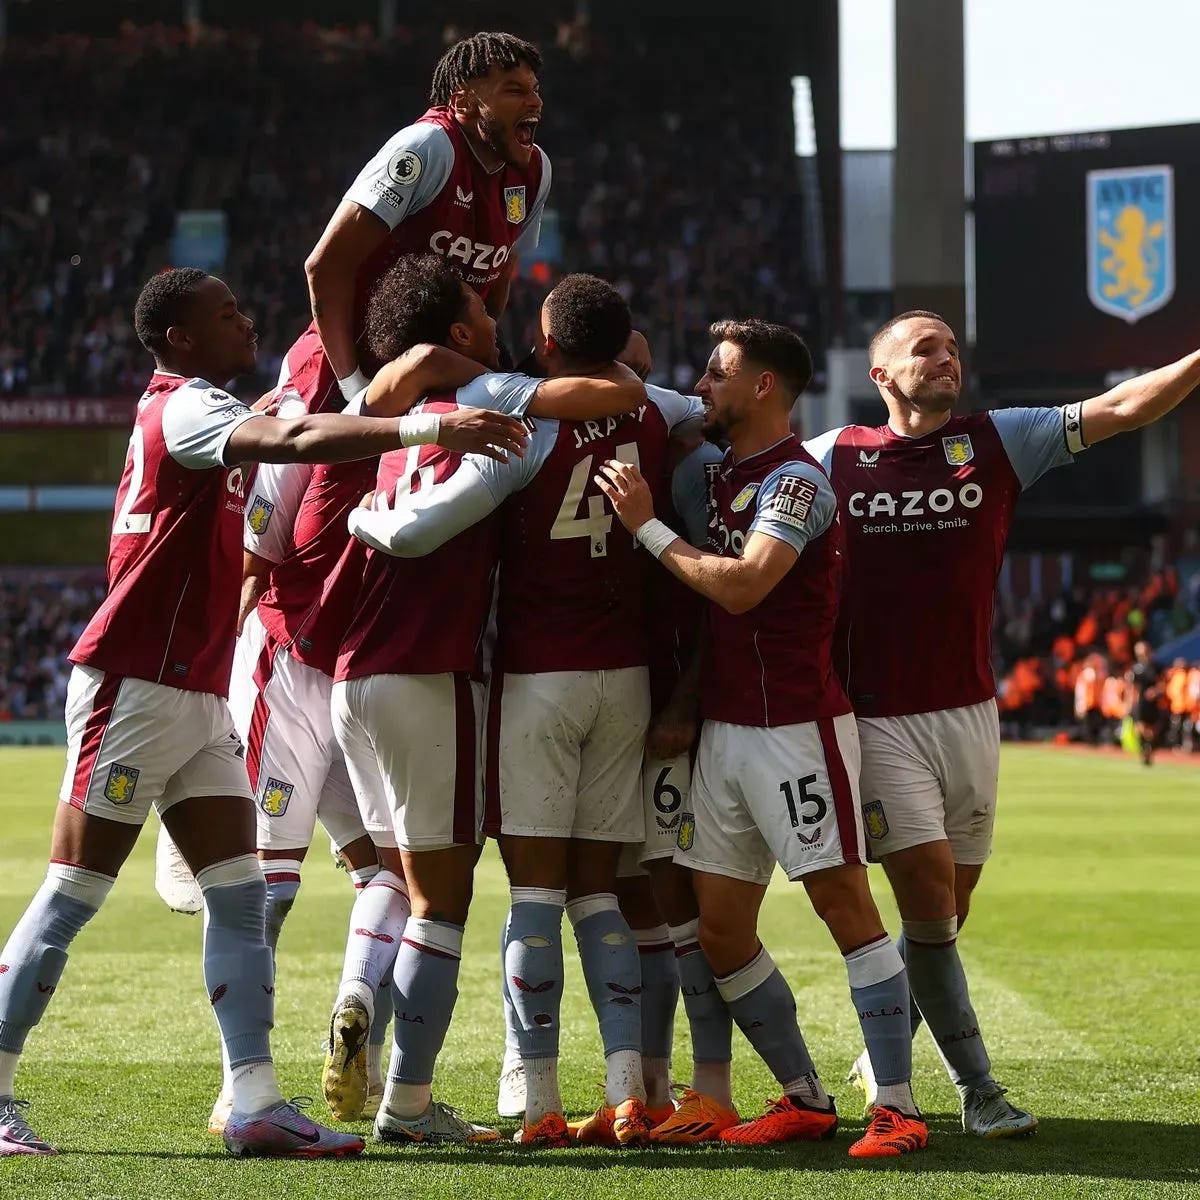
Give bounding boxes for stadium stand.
[0,20,814,399]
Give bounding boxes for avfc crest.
[1087,165,1174,323]
[730,483,759,513]
[676,811,696,852]
[104,764,140,805]
[247,495,275,536]
[504,186,527,224]
[942,434,974,466]
[260,777,294,818]
[862,800,889,840]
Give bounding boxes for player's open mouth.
[515,119,538,146]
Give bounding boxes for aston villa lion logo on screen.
[1086,164,1174,323]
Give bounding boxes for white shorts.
[484,668,650,842]
[332,672,481,852]
[229,610,366,853]
[856,699,1000,866]
[676,713,865,886]
[59,665,251,825]
[617,754,691,878]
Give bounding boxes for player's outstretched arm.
[304,200,391,392]
[597,460,797,615]
[1080,347,1200,444]
[363,345,489,417]
[527,362,645,420]
[225,408,527,467]
[348,464,504,558]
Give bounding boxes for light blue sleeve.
[347,419,557,558]
[344,122,455,230]
[464,417,558,497]
[646,384,705,433]
[801,426,847,474]
[455,371,542,417]
[750,460,836,556]
[671,442,724,547]
[348,463,500,557]
[511,149,552,257]
[989,407,1076,490]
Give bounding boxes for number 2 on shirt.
[113,425,152,534]
[550,442,640,559]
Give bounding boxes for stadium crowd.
[993,568,1200,750]
[0,578,107,721]
[0,19,812,401]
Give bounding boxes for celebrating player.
[324,269,646,1146]
[599,319,929,1158]
[0,268,526,1160]
[610,435,745,1145]
[303,30,549,412]
[804,310,1200,1136]
[208,253,525,1132]
[344,275,701,1148]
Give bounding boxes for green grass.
[0,745,1196,1199]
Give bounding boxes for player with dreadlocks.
[304,30,549,407]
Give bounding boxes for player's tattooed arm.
[1078,346,1200,445]
[363,345,488,417]
[305,200,390,384]
[597,460,797,615]
[528,361,645,420]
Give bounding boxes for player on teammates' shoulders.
[302,29,550,410]
[803,310,1200,1137]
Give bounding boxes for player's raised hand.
[438,408,528,462]
[596,459,655,531]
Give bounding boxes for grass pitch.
[0,744,1195,1200]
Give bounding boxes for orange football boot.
[514,1111,572,1148]
[847,1105,928,1158]
[650,1089,739,1144]
[719,1095,838,1145]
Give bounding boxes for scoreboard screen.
[973,124,1200,380]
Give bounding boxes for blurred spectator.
[996,568,1200,751]
[0,578,106,720]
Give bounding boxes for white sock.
[523,1056,561,1123]
[230,1060,283,1113]
[643,1056,671,1109]
[383,1080,431,1119]
[691,1059,734,1110]
[335,978,376,1022]
[368,1043,384,1090]
[0,1049,19,1098]
[875,1081,918,1115]
[604,1048,646,1106]
[782,1069,831,1110]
